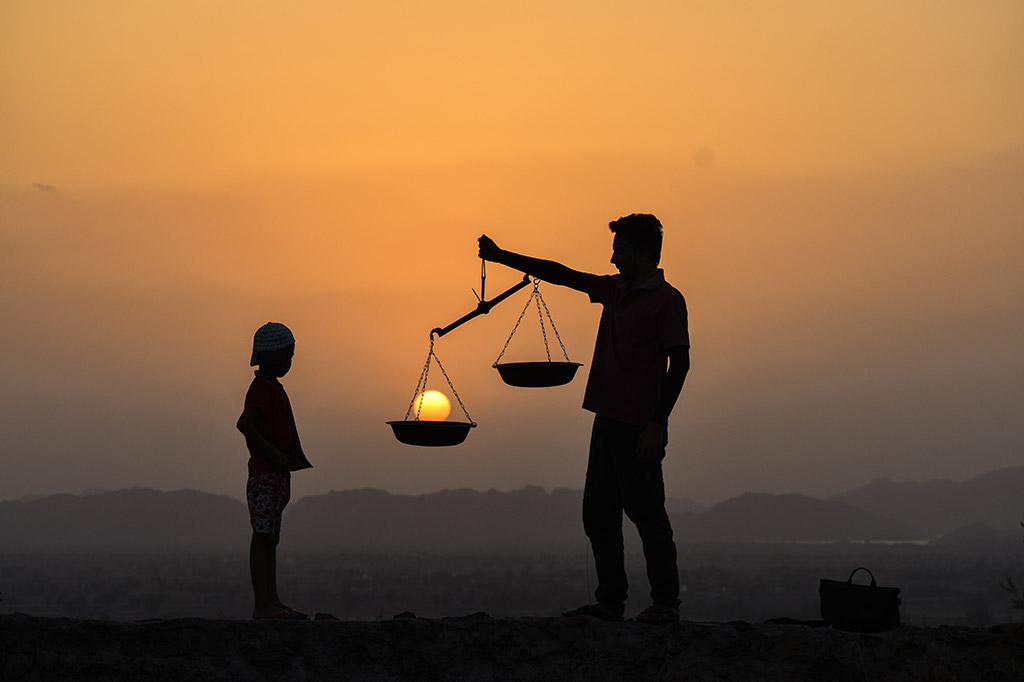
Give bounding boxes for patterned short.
[246,472,291,534]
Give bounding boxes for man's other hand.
[636,422,668,463]
[478,234,503,262]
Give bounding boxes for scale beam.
[430,274,531,338]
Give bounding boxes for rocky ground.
[2,612,1022,681]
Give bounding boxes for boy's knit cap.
[251,322,295,366]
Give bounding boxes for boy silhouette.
[479,214,689,623]
[236,322,313,620]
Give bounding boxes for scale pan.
[387,420,476,447]
[494,361,583,388]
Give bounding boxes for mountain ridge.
[831,466,1024,535]
[0,483,953,551]
[672,492,927,543]
[4,467,1019,551]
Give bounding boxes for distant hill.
[18,469,1024,550]
[0,488,248,551]
[282,488,928,549]
[927,522,1024,549]
[288,485,929,548]
[285,486,585,553]
[0,486,929,552]
[665,496,705,516]
[673,493,928,543]
[832,467,1024,536]
[0,486,703,554]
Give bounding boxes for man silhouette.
[479,213,689,623]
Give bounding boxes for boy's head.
[608,213,663,266]
[250,322,295,373]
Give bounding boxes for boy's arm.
[637,346,690,462]
[479,235,591,293]
[236,407,291,468]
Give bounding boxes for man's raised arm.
[478,234,590,292]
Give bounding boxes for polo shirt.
[581,269,689,426]
[243,372,313,475]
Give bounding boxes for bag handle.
[846,566,877,587]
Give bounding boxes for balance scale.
[387,260,581,447]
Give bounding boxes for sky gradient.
[2,1,1022,504]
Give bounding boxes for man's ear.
[639,244,657,265]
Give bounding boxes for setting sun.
[415,390,452,422]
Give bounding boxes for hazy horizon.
[6,462,1022,509]
[3,2,1022,507]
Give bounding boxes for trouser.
[583,414,680,611]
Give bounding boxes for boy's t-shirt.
[243,372,313,475]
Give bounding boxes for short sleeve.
[659,291,690,349]
[244,377,276,415]
[582,274,619,304]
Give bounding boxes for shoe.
[633,603,680,624]
[255,608,308,620]
[561,603,624,622]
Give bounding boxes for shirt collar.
[617,268,666,293]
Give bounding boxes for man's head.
[251,322,295,375]
[609,213,663,278]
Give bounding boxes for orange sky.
[2,1,1023,504]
